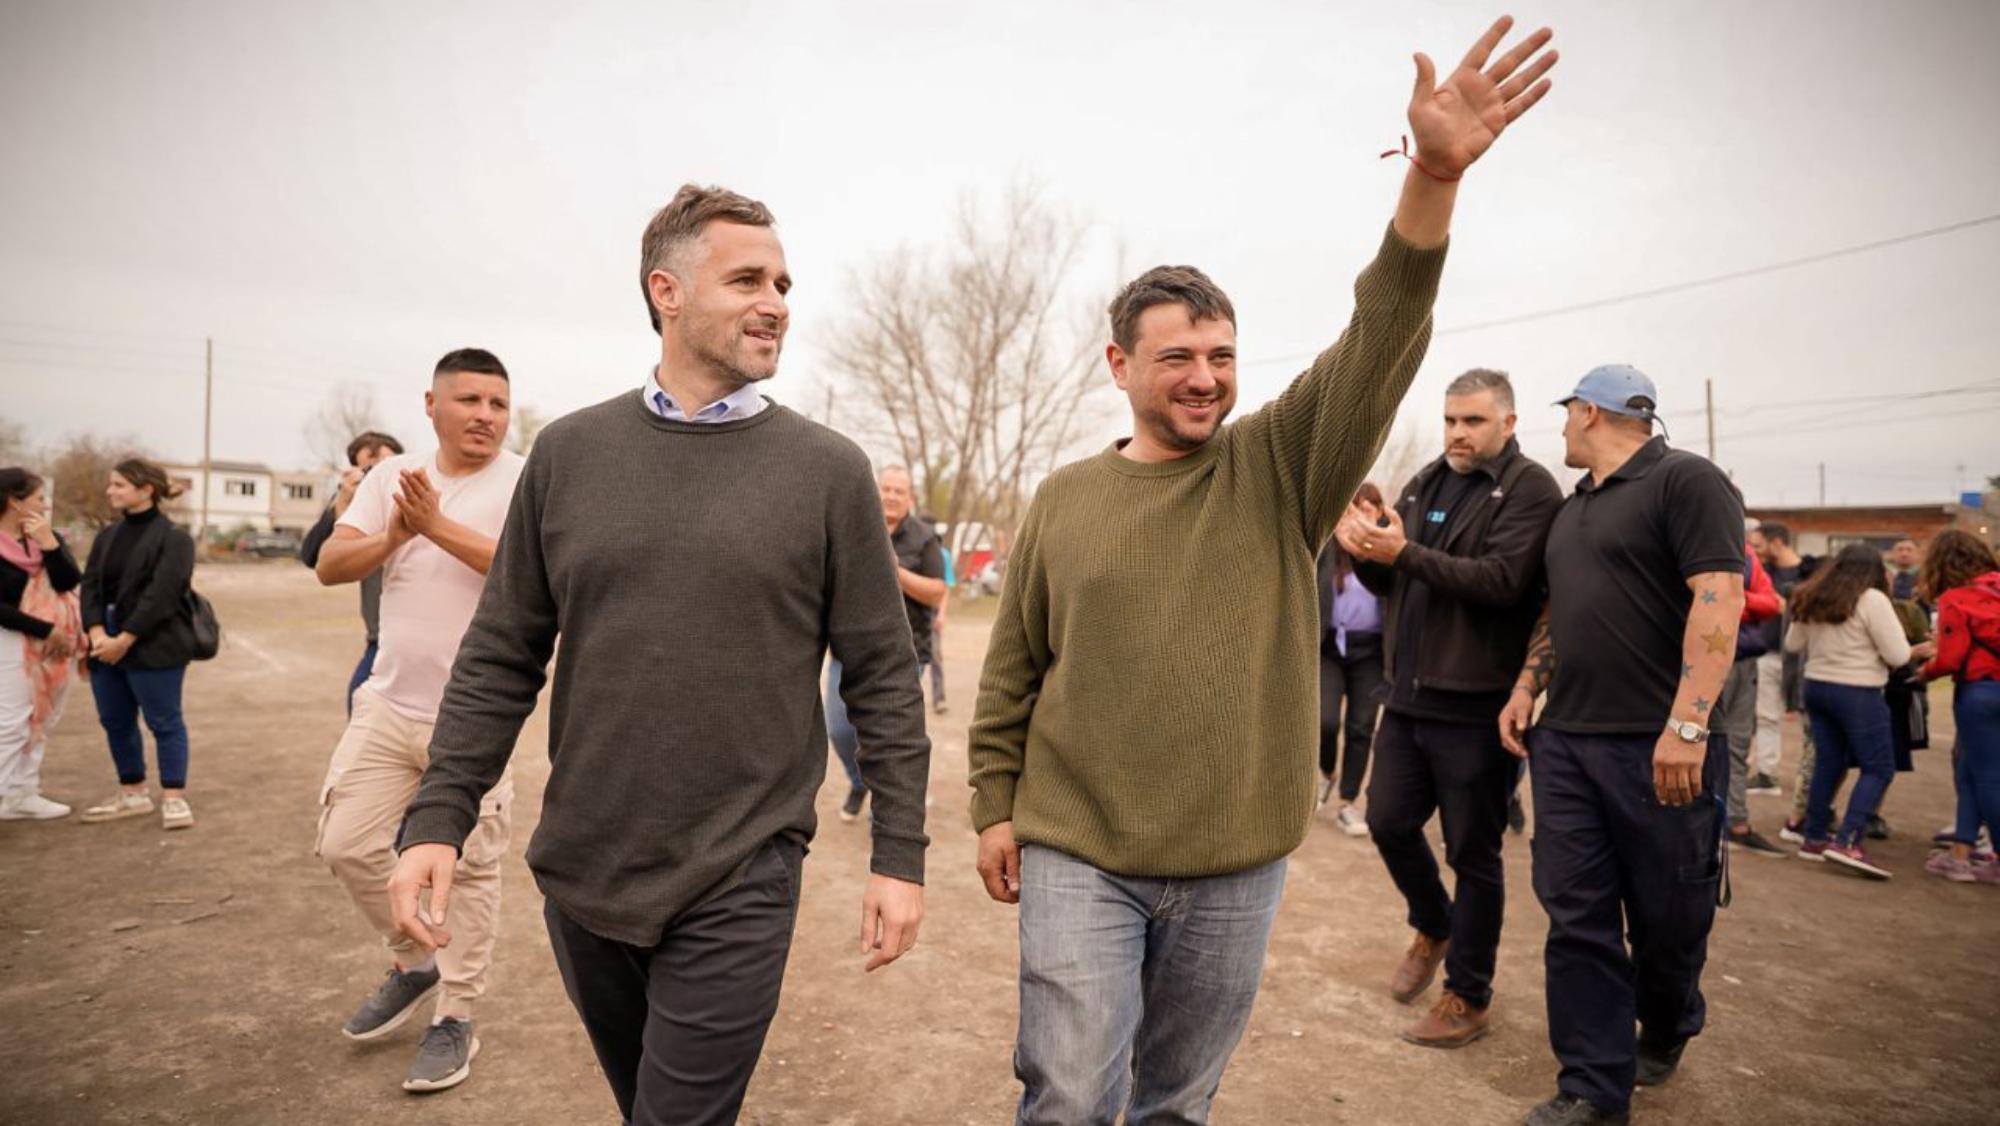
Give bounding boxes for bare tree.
[44,432,147,530]
[506,404,551,456]
[303,381,382,469]
[824,182,1112,548]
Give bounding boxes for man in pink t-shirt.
[313,348,524,1094]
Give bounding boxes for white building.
[161,460,275,535]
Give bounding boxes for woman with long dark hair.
[77,458,199,830]
[1783,542,1911,877]
[1316,481,1387,837]
[1916,529,2000,884]
[0,467,85,820]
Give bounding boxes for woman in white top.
[1784,543,1928,878]
[0,467,85,820]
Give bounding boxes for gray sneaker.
[403,1018,480,1093]
[341,965,441,1041]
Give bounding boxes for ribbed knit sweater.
[968,226,1446,877]
[402,393,931,946]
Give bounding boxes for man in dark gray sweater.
[387,184,931,1126]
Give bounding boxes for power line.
[1245,211,2000,368]
[1509,377,2000,440]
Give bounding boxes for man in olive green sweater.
[968,17,1558,1123]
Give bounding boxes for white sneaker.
[1315,776,1335,808]
[161,796,194,830]
[79,791,155,823]
[1334,804,1370,838]
[0,792,72,820]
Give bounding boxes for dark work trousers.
[1365,710,1515,1009]
[545,837,804,1126]
[1529,727,1725,1116]
[1318,631,1384,802]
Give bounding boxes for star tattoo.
[1681,662,1693,680]
[1693,696,1711,713]
[1702,627,1731,655]
[1699,589,1718,604]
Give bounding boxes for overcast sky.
[4,0,1997,507]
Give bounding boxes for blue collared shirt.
[643,371,768,424]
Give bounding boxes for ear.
[424,388,437,420]
[1106,343,1131,390]
[1500,411,1518,437]
[649,268,684,324]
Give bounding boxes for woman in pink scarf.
[0,467,85,821]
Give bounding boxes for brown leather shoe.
[1388,932,1449,1003]
[1401,990,1490,1048]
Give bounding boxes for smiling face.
[426,371,511,465]
[105,470,151,512]
[654,220,791,385]
[1442,388,1515,473]
[878,466,914,528]
[1109,303,1238,457]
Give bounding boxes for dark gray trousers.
[545,837,804,1126]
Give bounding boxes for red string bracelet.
[1380,135,1461,183]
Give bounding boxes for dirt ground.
[2,561,1995,1126]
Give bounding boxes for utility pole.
[1704,378,1715,461]
[201,336,213,543]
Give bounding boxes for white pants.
[1753,651,1785,778]
[0,630,65,799]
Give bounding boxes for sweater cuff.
[969,777,1018,833]
[396,806,472,857]
[868,833,927,886]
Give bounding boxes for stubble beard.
[1140,400,1230,453]
[687,306,780,386]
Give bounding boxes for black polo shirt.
[1540,437,1744,735]
[891,514,946,663]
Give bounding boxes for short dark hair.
[434,348,508,381]
[345,430,405,467]
[1445,368,1515,411]
[0,467,44,511]
[1757,521,1793,547]
[1107,265,1236,354]
[640,184,778,334]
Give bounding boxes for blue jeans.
[1014,845,1286,1126]
[1953,680,2000,844]
[89,662,190,789]
[345,641,378,717]
[1802,680,1895,845]
[823,659,862,793]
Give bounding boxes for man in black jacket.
[1336,369,1562,1048]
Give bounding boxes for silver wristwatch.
[1667,719,1708,744]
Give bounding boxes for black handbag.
[184,588,220,661]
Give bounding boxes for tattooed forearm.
[1673,570,1744,725]
[1514,607,1557,698]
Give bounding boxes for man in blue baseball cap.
[1499,363,1745,1125]
[1553,364,1669,438]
